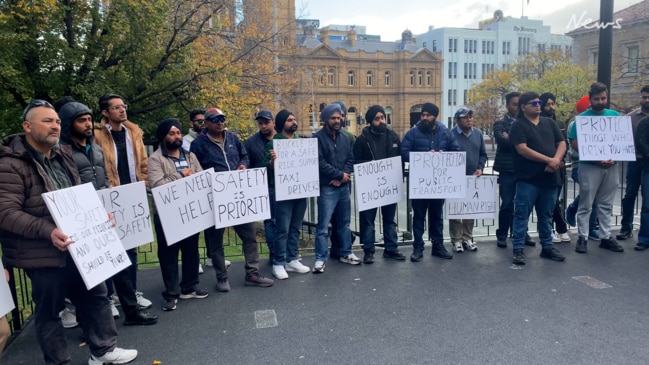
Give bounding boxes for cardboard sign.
[0,260,14,317]
[273,138,320,201]
[97,182,153,250]
[354,156,404,211]
[575,116,635,161]
[408,151,467,199]
[42,183,131,290]
[151,168,215,245]
[446,176,498,219]
[212,168,271,228]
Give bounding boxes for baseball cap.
[454,107,473,119]
[204,108,226,122]
[254,110,274,121]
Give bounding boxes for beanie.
[421,102,439,117]
[156,118,183,142]
[575,95,590,114]
[274,109,293,132]
[365,105,385,124]
[320,103,342,123]
[539,92,556,109]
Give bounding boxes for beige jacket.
[94,119,149,188]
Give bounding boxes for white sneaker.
[111,294,121,307]
[312,260,326,273]
[286,260,310,273]
[452,241,464,252]
[225,260,231,269]
[272,265,289,280]
[559,232,571,242]
[339,253,361,265]
[198,264,204,274]
[135,291,152,309]
[552,232,561,243]
[88,347,138,365]
[59,308,78,328]
[205,258,213,267]
[109,299,120,319]
[462,240,478,251]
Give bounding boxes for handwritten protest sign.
[0,260,14,317]
[409,151,467,199]
[575,115,635,161]
[42,183,131,289]
[152,168,215,245]
[97,182,153,250]
[273,138,319,201]
[354,156,404,211]
[212,167,271,228]
[446,176,498,219]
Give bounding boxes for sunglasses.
[527,101,542,107]
[207,115,226,123]
[192,119,205,124]
[22,99,54,120]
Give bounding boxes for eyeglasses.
[108,104,128,111]
[207,115,226,123]
[192,119,205,124]
[527,101,542,107]
[22,99,54,120]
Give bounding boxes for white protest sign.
[212,167,271,228]
[446,176,498,219]
[273,138,320,201]
[0,260,14,317]
[575,115,635,161]
[97,182,153,250]
[408,151,467,199]
[42,183,131,290]
[354,156,404,211]
[151,168,215,245]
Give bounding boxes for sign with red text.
[0,260,14,317]
[354,156,404,211]
[273,138,320,201]
[575,116,635,161]
[408,151,467,199]
[212,168,271,228]
[152,168,215,245]
[446,176,498,219]
[97,182,153,250]
[42,183,131,289]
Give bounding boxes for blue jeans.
[568,167,598,230]
[620,160,642,232]
[273,197,307,265]
[264,188,277,256]
[411,199,445,247]
[496,172,515,240]
[512,181,558,249]
[359,203,398,253]
[637,169,649,244]
[315,185,352,261]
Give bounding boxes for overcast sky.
[296,0,645,41]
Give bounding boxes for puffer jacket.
[93,119,148,188]
[190,130,249,172]
[0,135,81,269]
[400,121,460,162]
[314,127,354,186]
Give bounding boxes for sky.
[296,0,645,41]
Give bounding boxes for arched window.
[384,106,393,125]
[409,70,415,86]
[384,71,391,86]
[426,70,432,86]
[327,68,335,85]
[348,70,355,86]
[366,71,373,86]
[418,70,423,86]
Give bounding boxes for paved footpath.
[4,238,649,365]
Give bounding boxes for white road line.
[572,276,613,289]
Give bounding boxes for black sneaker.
[512,249,525,265]
[575,236,588,253]
[431,244,453,259]
[524,235,536,247]
[634,242,649,251]
[363,251,374,264]
[244,274,274,287]
[496,239,508,248]
[615,230,633,240]
[383,250,406,260]
[180,288,209,299]
[410,247,424,262]
[599,238,624,252]
[540,247,565,262]
[162,299,177,311]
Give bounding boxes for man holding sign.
[0,100,137,364]
[353,105,405,263]
[568,82,625,254]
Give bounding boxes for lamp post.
[597,0,613,107]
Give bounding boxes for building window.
[589,50,598,67]
[327,68,335,85]
[502,41,511,55]
[384,71,391,86]
[366,71,373,86]
[518,37,530,55]
[448,62,457,79]
[409,70,415,86]
[426,71,432,86]
[432,40,437,52]
[449,38,457,53]
[464,90,469,104]
[448,89,453,106]
[348,70,355,86]
[384,107,393,125]
[627,45,640,74]
[417,70,423,86]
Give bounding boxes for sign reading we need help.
[354,156,404,211]
[273,138,319,201]
[408,151,467,199]
[97,182,153,250]
[213,167,271,229]
[0,260,14,317]
[152,168,215,245]
[446,176,498,219]
[575,115,635,161]
[42,183,131,290]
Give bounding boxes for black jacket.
[353,126,401,163]
[493,113,516,173]
[315,127,354,186]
